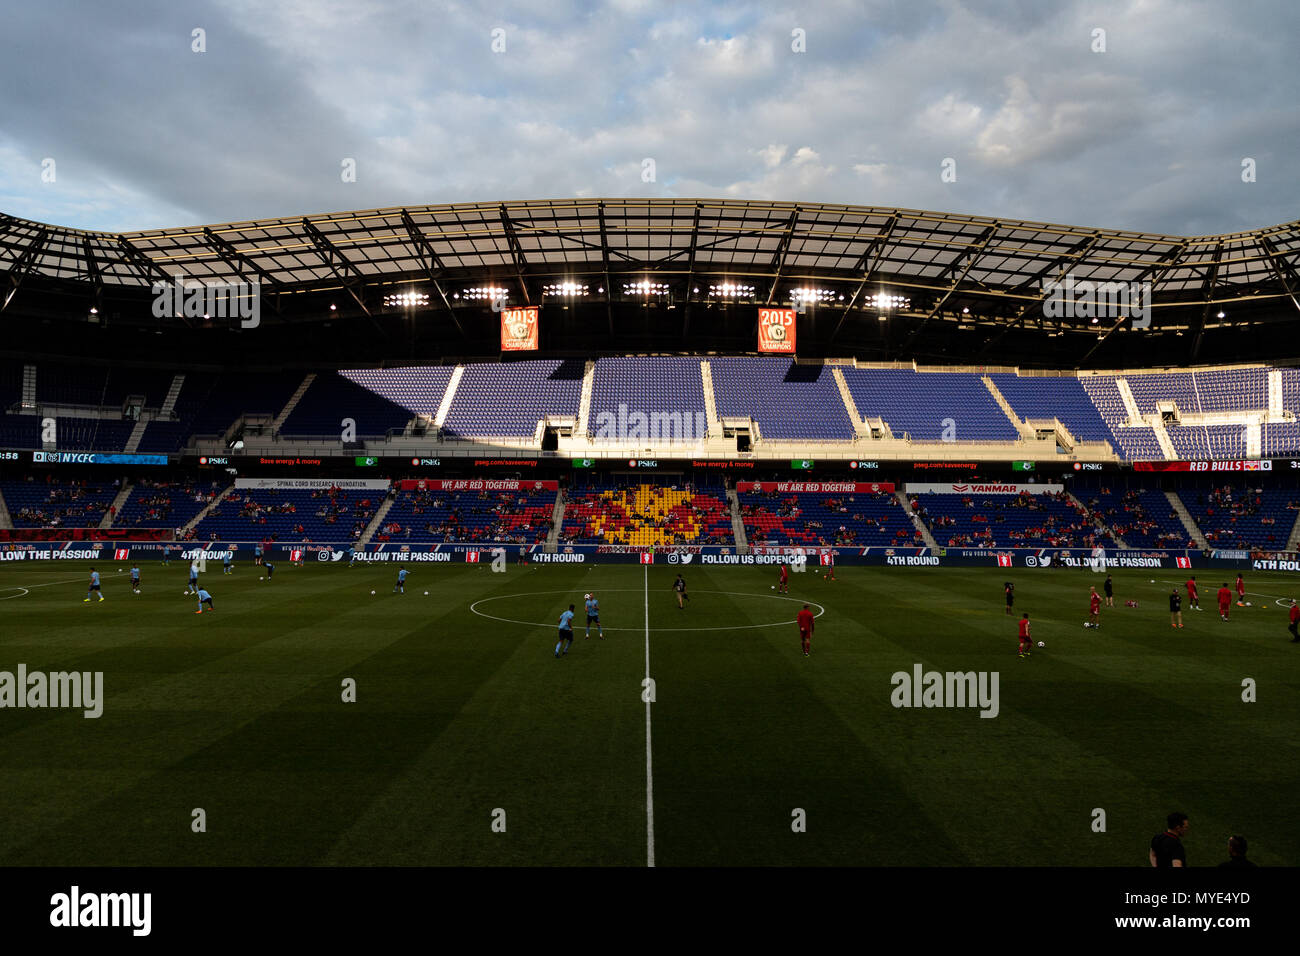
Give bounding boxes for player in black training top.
[1150,812,1190,867]
[673,574,689,609]
[1103,574,1114,607]
[1004,582,1014,615]
[1169,589,1183,629]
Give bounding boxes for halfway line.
[644,562,655,868]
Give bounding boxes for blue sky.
[1,0,1296,235]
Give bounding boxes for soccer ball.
[1245,601,1252,607]
[584,593,591,600]
[260,576,264,581]
[770,585,775,589]
[424,591,429,596]
[1150,579,1155,584]
[370,590,376,595]
[1037,641,1045,648]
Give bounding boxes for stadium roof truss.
[2,200,1299,362]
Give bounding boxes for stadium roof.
[3,199,1299,368]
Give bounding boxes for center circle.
[469,588,826,632]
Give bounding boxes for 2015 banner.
[757,307,796,354]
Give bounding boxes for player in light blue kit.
[584,593,604,639]
[394,567,409,593]
[195,587,214,614]
[555,604,576,657]
[84,568,104,603]
[223,552,233,575]
[130,564,141,594]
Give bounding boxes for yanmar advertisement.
[905,481,1064,495]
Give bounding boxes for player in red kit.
[1217,582,1233,621]
[823,549,836,581]
[1186,576,1200,611]
[1018,613,1032,659]
[1087,586,1101,628]
[1235,573,1246,607]
[778,563,789,593]
[796,604,815,657]
[1289,599,1299,642]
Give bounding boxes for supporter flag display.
[757,307,796,354]
[500,306,539,351]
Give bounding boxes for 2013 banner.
[500,306,539,351]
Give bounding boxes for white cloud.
[0,0,1294,234]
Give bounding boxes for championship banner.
[395,479,558,492]
[741,481,896,494]
[904,481,1064,495]
[757,307,796,354]
[500,306,539,351]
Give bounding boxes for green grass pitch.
[0,559,1296,866]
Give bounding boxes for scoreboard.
[1134,459,1273,472]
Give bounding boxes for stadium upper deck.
[1,356,1296,464]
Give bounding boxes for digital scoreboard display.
[1134,460,1273,472]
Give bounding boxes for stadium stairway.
[1067,489,1126,548]
[1286,509,1300,552]
[981,376,1034,439]
[272,373,317,431]
[158,373,185,418]
[699,360,723,437]
[99,481,135,529]
[0,487,12,529]
[357,493,397,547]
[897,490,938,549]
[830,367,872,438]
[179,484,234,536]
[1165,491,1210,549]
[547,492,565,549]
[21,364,37,410]
[433,366,463,429]
[1151,419,1177,459]
[727,485,749,552]
[123,418,149,453]
[575,361,596,436]
[1117,378,1142,421]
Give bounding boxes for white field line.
[644,563,655,868]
